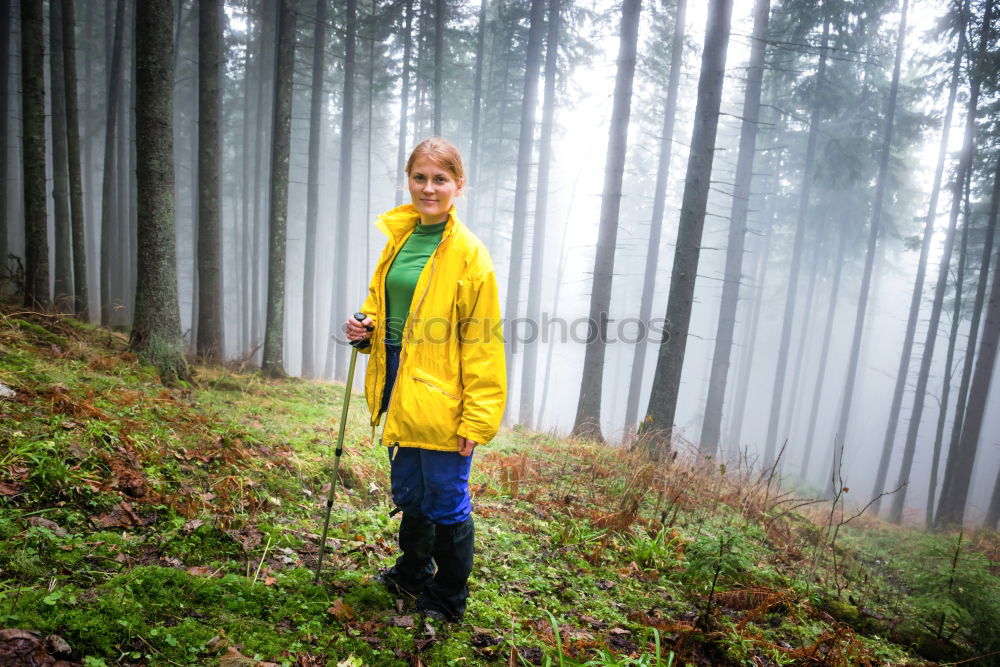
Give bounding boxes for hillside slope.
[1,306,998,666]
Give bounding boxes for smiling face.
[407,155,463,225]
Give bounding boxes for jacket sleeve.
[456,269,507,444]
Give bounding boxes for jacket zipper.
[373,232,409,426]
[382,230,450,443]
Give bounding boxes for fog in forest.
[3,0,999,530]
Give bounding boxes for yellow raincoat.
[359,204,506,451]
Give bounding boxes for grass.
[0,304,997,666]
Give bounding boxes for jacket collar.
[375,204,460,247]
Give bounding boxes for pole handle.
[350,312,374,350]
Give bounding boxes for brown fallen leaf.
[27,516,69,537]
[387,615,415,629]
[609,627,631,635]
[186,566,218,577]
[182,519,206,533]
[93,502,143,529]
[327,598,355,622]
[205,629,228,654]
[44,634,71,654]
[219,645,258,666]
[263,576,277,586]
[0,481,21,496]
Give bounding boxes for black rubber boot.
[380,512,435,597]
[417,517,474,621]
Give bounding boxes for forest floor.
[1,304,999,667]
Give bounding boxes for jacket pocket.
[393,366,464,447]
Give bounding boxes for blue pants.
[387,446,473,525]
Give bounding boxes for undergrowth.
[0,305,996,666]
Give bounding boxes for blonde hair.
[405,137,466,185]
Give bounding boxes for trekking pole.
[314,313,372,585]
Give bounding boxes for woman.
[345,137,506,622]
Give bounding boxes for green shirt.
[384,221,447,345]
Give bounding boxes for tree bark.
[100,0,125,325]
[261,0,296,378]
[727,173,777,451]
[927,184,971,526]
[519,0,560,428]
[196,0,223,360]
[624,0,687,437]
[301,0,328,378]
[937,158,1000,523]
[61,0,88,320]
[986,465,1000,530]
[888,0,990,521]
[762,16,830,466]
[640,0,734,454]
[571,0,642,441]
[829,0,908,500]
[870,5,964,513]
[699,0,768,455]
[934,168,1000,528]
[129,0,187,383]
[801,221,846,481]
[21,0,48,309]
[49,0,72,311]
[465,0,488,228]
[504,0,545,392]
[780,229,821,453]
[433,0,444,135]
[325,0,356,380]
[0,0,8,283]
[394,0,413,208]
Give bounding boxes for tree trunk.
[762,16,830,466]
[640,0,734,454]
[781,231,821,454]
[261,0,296,378]
[927,187,971,525]
[986,465,1000,530]
[196,0,223,359]
[937,158,1000,523]
[888,0,990,521]
[801,221,847,481]
[432,0,443,135]
[325,0,355,380]
[504,0,545,392]
[830,0,908,500]
[0,0,8,283]
[122,5,137,325]
[728,175,777,450]
[301,0,328,378]
[252,1,275,363]
[21,0,47,309]
[466,0,488,229]
[537,207,571,429]
[624,0,686,437]
[698,0,768,455]
[934,170,1000,528]
[871,7,964,513]
[129,0,187,383]
[571,0,642,441]
[518,0,560,428]
[240,1,258,354]
[100,0,125,325]
[49,0,72,311]
[61,0,88,320]
[394,0,413,208]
